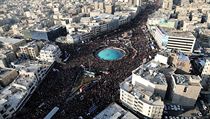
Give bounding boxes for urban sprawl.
[0,0,210,119]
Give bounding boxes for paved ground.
[15,4,158,119]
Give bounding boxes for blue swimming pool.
[97,47,125,61]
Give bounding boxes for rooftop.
[132,60,167,85]
[93,103,138,119]
[19,40,42,48]
[0,37,25,45]
[0,68,14,78]
[120,77,163,106]
[0,83,27,108]
[172,74,201,86]
[159,26,195,39]
[12,59,52,71]
[41,44,59,52]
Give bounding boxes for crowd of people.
[15,4,158,119]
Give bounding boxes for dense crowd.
[15,5,158,119]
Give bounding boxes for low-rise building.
[120,76,164,119]
[19,41,44,59]
[169,74,202,107]
[0,37,26,52]
[0,60,53,119]
[202,57,210,77]
[0,50,17,68]
[154,26,196,53]
[119,54,172,118]
[131,59,169,99]
[39,44,62,62]
[93,103,138,119]
[0,68,18,88]
[168,51,191,74]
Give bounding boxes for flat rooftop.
[172,74,201,86]
[120,78,163,106]
[0,68,14,79]
[93,103,138,119]
[159,26,195,39]
[132,60,167,85]
[0,83,27,108]
[41,44,58,52]
[0,37,25,44]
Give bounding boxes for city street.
[15,4,158,119]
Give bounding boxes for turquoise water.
[97,48,125,61]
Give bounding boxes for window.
[184,87,188,92]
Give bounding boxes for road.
[15,4,158,119]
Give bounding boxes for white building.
[120,56,170,118]
[202,57,210,77]
[39,44,62,62]
[131,59,168,99]
[154,26,196,53]
[94,103,138,119]
[0,60,53,119]
[120,76,164,119]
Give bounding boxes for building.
[0,50,17,68]
[30,25,67,41]
[105,4,114,14]
[162,0,173,10]
[169,74,202,107]
[135,0,142,6]
[93,103,138,119]
[202,57,210,76]
[131,57,170,99]
[98,2,105,10]
[181,0,190,6]
[0,68,18,87]
[19,41,44,59]
[119,55,172,118]
[0,60,54,119]
[0,37,26,52]
[154,26,196,53]
[168,51,191,74]
[39,44,62,62]
[120,76,164,119]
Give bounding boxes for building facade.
[19,41,44,59]
[120,76,164,119]
[154,26,196,53]
[0,60,54,119]
[39,44,62,62]
[169,74,202,107]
